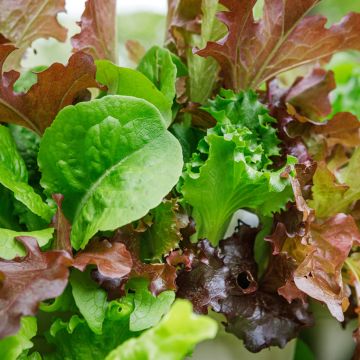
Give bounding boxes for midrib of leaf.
[0,98,41,135]
[16,0,51,46]
[248,2,319,89]
[73,134,166,226]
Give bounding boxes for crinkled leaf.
[127,278,175,332]
[182,90,294,245]
[141,199,188,261]
[293,214,360,322]
[73,239,132,279]
[105,300,217,360]
[0,125,53,222]
[0,317,37,360]
[115,227,178,296]
[177,226,312,352]
[96,61,173,127]
[70,269,108,335]
[71,0,117,63]
[39,95,183,250]
[197,0,360,90]
[0,0,66,65]
[0,49,101,135]
[0,227,54,260]
[137,46,177,103]
[46,298,136,360]
[0,236,72,338]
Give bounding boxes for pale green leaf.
[105,300,217,360]
[70,269,108,335]
[128,278,175,332]
[0,227,54,260]
[0,317,37,360]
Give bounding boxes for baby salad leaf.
[127,278,175,332]
[0,48,101,135]
[0,126,53,222]
[46,298,136,360]
[196,0,360,90]
[73,239,133,279]
[71,0,117,63]
[0,317,37,360]
[140,199,188,261]
[182,90,294,245]
[96,61,173,127]
[0,236,72,338]
[0,227,54,260]
[70,269,108,335]
[105,300,217,360]
[39,96,183,249]
[0,0,66,65]
[137,46,177,104]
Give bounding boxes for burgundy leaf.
[0,48,102,134]
[286,69,336,121]
[177,225,313,351]
[71,0,117,63]
[197,0,360,90]
[0,236,72,338]
[73,239,132,279]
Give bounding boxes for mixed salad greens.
[1,0,360,359]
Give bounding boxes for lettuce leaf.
[182,90,294,245]
[39,95,183,249]
[105,300,217,360]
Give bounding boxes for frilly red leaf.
[0,236,72,338]
[0,48,102,134]
[197,0,360,90]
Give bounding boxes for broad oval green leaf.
[39,95,183,250]
[0,126,53,223]
[96,61,173,127]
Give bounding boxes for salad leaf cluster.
[1,0,360,359]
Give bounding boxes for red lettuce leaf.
[197,0,360,90]
[71,0,117,63]
[177,225,313,352]
[73,239,133,279]
[0,236,72,338]
[0,48,101,134]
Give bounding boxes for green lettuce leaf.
[137,46,177,103]
[0,317,37,360]
[105,300,217,360]
[128,278,175,332]
[70,269,108,335]
[96,61,173,126]
[0,227,54,260]
[0,126,53,223]
[39,95,183,249]
[45,297,137,360]
[182,90,294,245]
[140,199,186,261]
